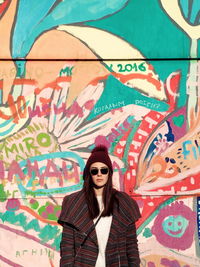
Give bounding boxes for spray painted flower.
[153,133,173,155]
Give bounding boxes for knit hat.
[85,145,113,173]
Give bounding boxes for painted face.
[90,162,109,188]
[162,215,189,238]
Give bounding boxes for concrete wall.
[0,0,200,266]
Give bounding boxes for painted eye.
[178,221,182,226]
[170,158,176,164]
[165,157,169,162]
[168,222,172,226]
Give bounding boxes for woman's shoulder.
[114,190,141,221]
[62,189,84,204]
[115,189,135,202]
[58,189,85,225]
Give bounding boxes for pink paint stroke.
[0,223,57,252]
[0,254,24,267]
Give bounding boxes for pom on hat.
[84,145,113,174]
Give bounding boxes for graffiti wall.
[0,0,200,266]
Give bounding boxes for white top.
[94,195,113,267]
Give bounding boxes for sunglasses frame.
[90,167,109,176]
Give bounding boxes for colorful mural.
[0,0,200,266]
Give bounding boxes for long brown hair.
[83,166,117,219]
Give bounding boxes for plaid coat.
[58,189,141,267]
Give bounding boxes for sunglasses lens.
[90,168,109,175]
[90,169,98,175]
[101,168,108,174]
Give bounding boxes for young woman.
[58,145,141,266]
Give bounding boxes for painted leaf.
[179,0,200,25]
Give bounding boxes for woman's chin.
[94,182,106,189]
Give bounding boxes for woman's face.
[90,162,109,188]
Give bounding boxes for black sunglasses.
[90,167,109,176]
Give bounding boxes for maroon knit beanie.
[85,145,113,173]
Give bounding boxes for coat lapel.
[106,194,136,246]
[106,213,119,245]
[73,206,98,247]
[59,189,137,248]
[60,190,98,246]
[107,203,126,247]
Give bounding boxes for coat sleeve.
[58,196,75,267]
[126,222,140,267]
[60,223,75,267]
[126,196,141,267]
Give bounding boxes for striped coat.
[58,189,141,266]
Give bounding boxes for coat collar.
[58,189,140,246]
[59,190,98,245]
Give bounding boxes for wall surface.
[0,0,200,266]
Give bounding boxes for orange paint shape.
[115,73,162,91]
[20,205,59,226]
[13,78,37,86]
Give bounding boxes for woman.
[58,145,141,266]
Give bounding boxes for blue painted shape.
[179,0,189,19]
[0,99,30,135]
[179,0,200,25]
[17,151,85,196]
[162,215,189,238]
[12,0,57,58]
[165,121,175,142]
[19,151,85,170]
[88,75,169,120]
[0,124,16,136]
[182,140,192,159]
[192,146,198,160]
[12,0,129,58]
[18,181,84,197]
[190,0,200,24]
[0,89,2,105]
[0,118,13,128]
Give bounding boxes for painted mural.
[0,0,200,266]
